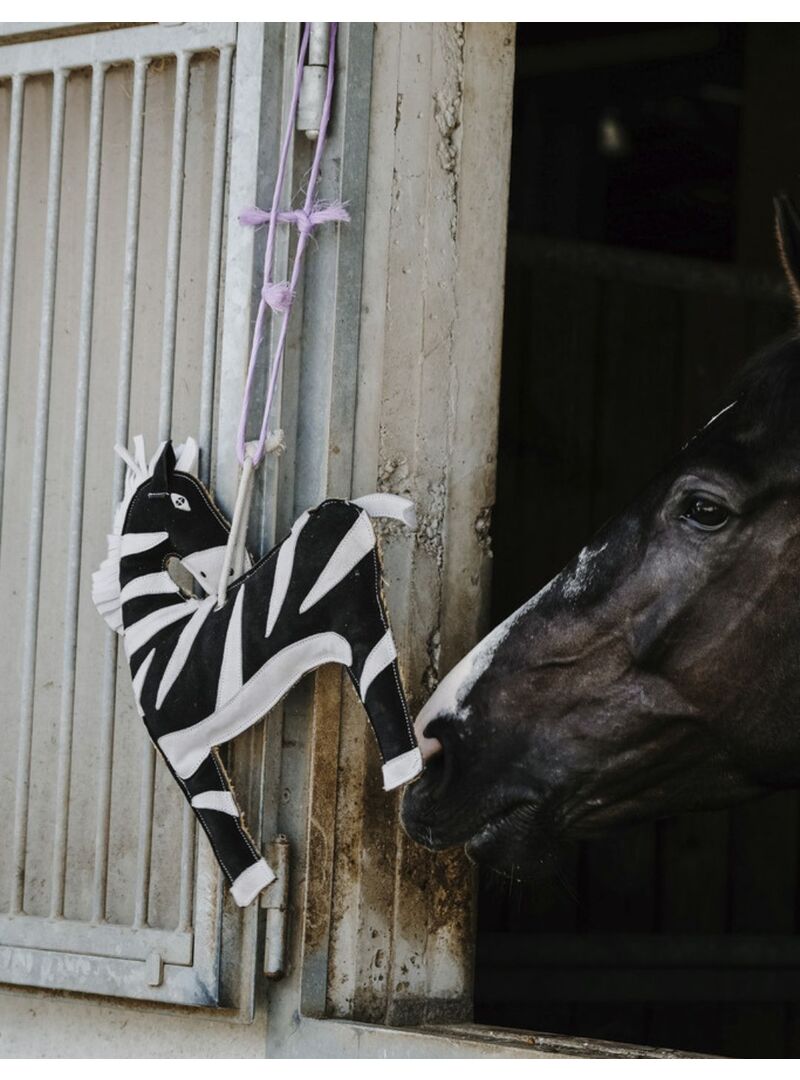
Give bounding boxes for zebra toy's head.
[93,436,238,633]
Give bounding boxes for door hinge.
[261,834,290,979]
[297,23,331,140]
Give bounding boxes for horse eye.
[680,494,729,532]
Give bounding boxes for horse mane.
[91,435,199,634]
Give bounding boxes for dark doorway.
[478,23,800,1057]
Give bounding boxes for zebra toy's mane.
[91,435,200,634]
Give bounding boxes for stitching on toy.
[370,540,414,745]
[210,748,262,865]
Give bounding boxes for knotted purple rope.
[235,23,347,468]
[240,201,350,235]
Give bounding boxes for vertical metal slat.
[0,73,24,521]
[134,48,191,930]
[92,58,148,924]
[175,44,235,934]
[198,43,233,476]
[10,67,68,915]
[157,48,191,439]
[50,62,107,919]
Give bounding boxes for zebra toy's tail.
[93,437,423,907]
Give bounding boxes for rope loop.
[233,24,346,472]
[218,24,347,602]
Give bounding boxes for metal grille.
[0,22,238,1005]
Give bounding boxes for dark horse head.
[403,196,800,877]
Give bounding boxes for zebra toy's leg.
[180,750,275,906]
[347,495,424,791]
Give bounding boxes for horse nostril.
[413,713,467,797]
[414,707,445,760]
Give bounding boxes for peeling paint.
[433,23,465,241]
[417,477,447,568]
[422,627,441,698]
[474,506,493,557]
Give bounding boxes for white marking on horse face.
[414,537,612,758]
[414,576,556,758]
[561,542,607,601]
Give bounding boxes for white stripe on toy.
[120,571,179,605]
[131,648,156,717]
[265,510,310,637]
[155,596,216,710]
[159,632,353,779]
[190,791,238,816]
[124,600,196,658]
[360,630,398,700]
[299,512,375,614]
[120,531,169,558]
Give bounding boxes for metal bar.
[197,42,233,483]
[0,943,219,1007]
[157,49,190,439]
[256,26,299,550]
[0,913,192,965]
[92,58,148,924]
[182,46,234,926]
[214,26,284,518]
[9,67,68,915]
[134,48,192,931]
[50,62,107,920]
[0,73,24,525]
[0,22,237,78]
[127,56,156,930]
[263,834,290,978]
[176,800,195,934]
[297,23,330,139]
[132,738,156,929]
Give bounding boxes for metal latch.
[261,834,290,979]
[297,23,331,140]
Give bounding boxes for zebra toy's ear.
[153,441,176,491]
[774,193,800,319]
[174,437,199,476]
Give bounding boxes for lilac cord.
[235,22,347,467]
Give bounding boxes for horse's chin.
[403,782,575,882]
[454,800,561,880]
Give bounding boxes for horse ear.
[774,193,800,318]
[153,441,176,490]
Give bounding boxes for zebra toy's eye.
[680,494,729,532]
[170,493,190,512]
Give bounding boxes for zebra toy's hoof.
[382,748,425,791]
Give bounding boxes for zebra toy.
[92,437,423,907]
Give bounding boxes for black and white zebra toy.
[92,437,423,907]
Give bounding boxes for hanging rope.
[217,23,348,605]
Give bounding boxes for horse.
[402,195,800,879]
[93,437,422,906]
